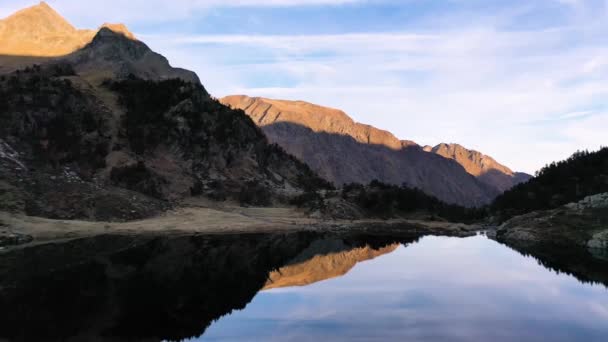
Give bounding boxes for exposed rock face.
[264,239,399,289]
[564,193,608,211]
[494,193,608,255]
[425,143,531,192]
[222,95,512,207]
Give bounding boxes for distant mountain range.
[222,96,531,206]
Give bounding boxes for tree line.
[490,148,608,221]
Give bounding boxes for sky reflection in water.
[199,235,608,342]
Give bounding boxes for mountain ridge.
[66,27,200,83]
[424,143,531,192]
[0,2,100,57]
[222,95,530,206]
[231,95,404,149]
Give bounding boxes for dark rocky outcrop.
[0,66,330,221]
[493,193,608,252]
[66,27,200,83]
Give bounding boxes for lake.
[199,235,608,342]
[0,232,606,341]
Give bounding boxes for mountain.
[0,2,199,82]
[0,2,95,57]
[424,143,531,192]
[221,95,526,206]
[0,4,330,221]
[65,27,199,83]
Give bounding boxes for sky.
[2,0,608,173]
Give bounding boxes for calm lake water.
[1,232,607,341]
[199,235,608,342]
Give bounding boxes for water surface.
[0,232,607,342]
[200,235,608,342]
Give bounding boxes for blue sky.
[2,0,608,173]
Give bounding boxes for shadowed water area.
[0,230,607,342]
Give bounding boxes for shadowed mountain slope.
[258,121,495,207]
[222,95,529,206]
[65,27,200,83]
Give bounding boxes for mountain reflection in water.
[263,239,400,290]
[0,231,607,342]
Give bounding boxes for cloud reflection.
[200,235,608,342]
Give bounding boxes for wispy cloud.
[558,110,595,120]
[2,0,368,24]
[144,9,608,173]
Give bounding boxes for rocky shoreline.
[491,193,608,257]
[484,193,608,287]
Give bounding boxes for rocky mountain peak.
[6,1,75,34]
[32,1,53,12]
[85,27,147,58]
[67,27,200,83]
[0,2,93,57]
[427,143,531,192]
[0,3,199,83]
[100,23,136,40]
[430,143,513,177]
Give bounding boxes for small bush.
[290,191,324,209]
[239,181,272,206]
